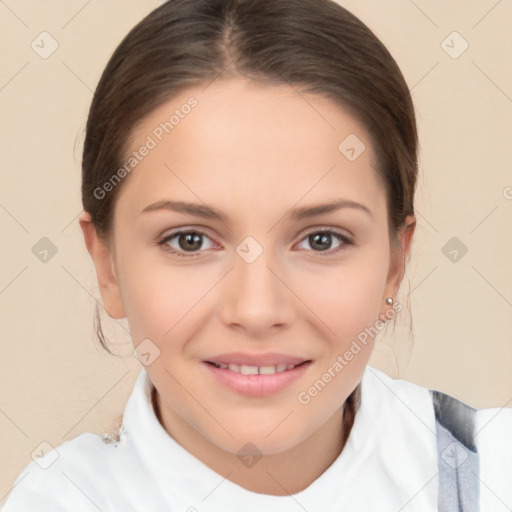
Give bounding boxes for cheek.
[292,261,386,425]
[118,251,220,343]
[295,255,389,343]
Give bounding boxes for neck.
[152,385,360,495]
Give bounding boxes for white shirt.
[2,365,511,511]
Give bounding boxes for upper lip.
[205,352,310,367]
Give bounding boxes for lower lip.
[202,361,311,397]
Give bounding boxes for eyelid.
[298,225,353,241]
[159,226,214,241]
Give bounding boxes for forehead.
[116,78,385,223]
[131,78,375,158]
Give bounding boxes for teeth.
[240,365,259,375]
[214,362,299,374]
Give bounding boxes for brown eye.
[177,232,204,251]
[159,230,215,256]
[309,233,333,251]
[297,229,352,254]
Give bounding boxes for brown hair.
[81,0,418,437]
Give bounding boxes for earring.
[386,297,393,305]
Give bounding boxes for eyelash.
[157,228,354,258]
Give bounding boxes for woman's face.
[85,78,408,456]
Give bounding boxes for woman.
[3,0,510,510]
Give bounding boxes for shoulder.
[430,392,512,510]
[1,369,155,511]
[1,368,164,511]
[474,404,512,510]
[475,403,512,442]
[1,429,147,512]
[364,367,512,510]
[363,364,512,430]
[361,365,512,454]
[2,433,110,511]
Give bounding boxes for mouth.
[202,354,312,397]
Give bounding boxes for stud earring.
[386,297,393,305]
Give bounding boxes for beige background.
[1,0,511,502]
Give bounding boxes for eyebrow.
[141,198,373,222]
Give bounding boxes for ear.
[78,211,126,319]
[382,214,416,307]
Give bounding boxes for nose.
[218,248,295,337]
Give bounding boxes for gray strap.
[431,390,480,512]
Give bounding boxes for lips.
[203,352,312,397]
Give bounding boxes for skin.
[79,78,415,495]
